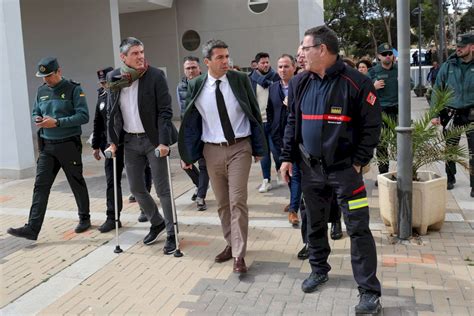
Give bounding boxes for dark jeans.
[440,108,474,187]
[300,160,381,295]
[184,158,209,199]
[260,123,282,180]
[102,144,124,220]
[377,106,398,174]
[288,162,302,212]
[28,137,90,234]
[123,133,174,235]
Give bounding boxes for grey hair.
[120,37,144,55]
[202,39,228,60]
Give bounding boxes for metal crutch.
[105,150,123,254]
[155,148,183,257]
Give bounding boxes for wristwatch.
[55,119,60,127]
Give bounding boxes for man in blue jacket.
[8,57,90,240]
[431,33,474,195]
[280,25,382,314]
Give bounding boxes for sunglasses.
[380,51,393,57]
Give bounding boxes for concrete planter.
[377,171,446,235]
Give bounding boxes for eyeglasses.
[380,51,393,57]
[301,44,321,52]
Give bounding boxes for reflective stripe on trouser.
[300,160,381,295]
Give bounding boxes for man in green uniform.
[431,33,474,196]
[7,57,91,240]
[368,43,400,179]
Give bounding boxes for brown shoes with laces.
[233,257,247,273]
[288,212,299,225]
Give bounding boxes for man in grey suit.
[106,37,177,254]
[179,39,267,273]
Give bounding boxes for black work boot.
[98,219,122,233]
[75,219,91,233]
[7,225,38,240]
[301,272,328,293]
[355,289,382,315]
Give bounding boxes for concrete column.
[0,0,36,179]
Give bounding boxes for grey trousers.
[123,133,174,235]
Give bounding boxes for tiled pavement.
[1,94,473,315]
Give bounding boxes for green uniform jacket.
[32,78,89,140]
[178,70,267,164]
[432,53,474,109]
[367,64,399,108]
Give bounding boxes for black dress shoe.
[98,219,122,233]
[191,188,198,201]
[143,222,165,245]
[7,225,38,240]
[163,235,176,254]
[137,209,148,222]
[330,221,343,240]
[196,197,207,211]
[75,219,91,233]
[297,244,309,260]
[301,272,328,293]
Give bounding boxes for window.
[248,0,268,14]
[182,30,200,51]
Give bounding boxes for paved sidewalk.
[1,93,473,315]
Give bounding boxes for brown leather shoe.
[233,257,247,273]
[288,212,299,225]
[283,204,290,212]
[215,245,232,263]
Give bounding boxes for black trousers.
[184,158,209,199]
[440,109,474,187]
[300,193,340,245]
[300,160,381,295]
[102,144,125,220]
[28,137,90,234]
[377,106,398,174]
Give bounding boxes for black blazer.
[107,66,177,147]
[266,81,288,149]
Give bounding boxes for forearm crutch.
[155,148,183,257]
[105,150,123,254]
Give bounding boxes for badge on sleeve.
[366,92,377,106]
[99,102,105,110]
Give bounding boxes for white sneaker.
[276,173,285,187]
[258,179,273,193]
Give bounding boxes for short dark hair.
[278,54,296,65]
[120,37,144,55]
[255,52,270,63]
[304,25,339,55]
[183,56,199,63]
[356,59,372,69]
[202,39,228,60]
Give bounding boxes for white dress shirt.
[194,73,251,143]
[119,80,145,133]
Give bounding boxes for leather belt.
[126,132,147,137]
[206,137,249,147]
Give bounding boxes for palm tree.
[377,88,472,180]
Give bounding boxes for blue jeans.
[260,123,282,180]
[289,162,302,212]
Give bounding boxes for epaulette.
[70,80,80,85]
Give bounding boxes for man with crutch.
[106,37,178,254]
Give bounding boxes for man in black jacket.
[280,26,382,314]
[106,37,178,254]
[91,67,125,233]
